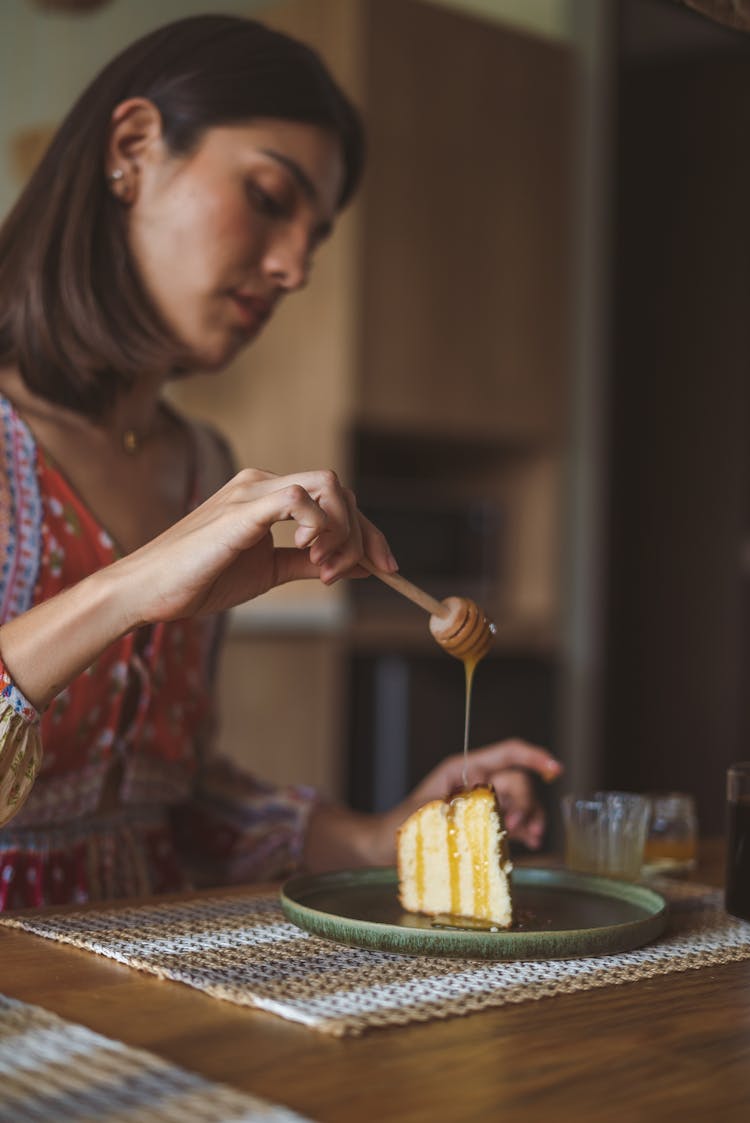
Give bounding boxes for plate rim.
[280,866,669,961]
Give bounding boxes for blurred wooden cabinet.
[356,0,575,442]
[216,634,347,796]
[170,0,577,801]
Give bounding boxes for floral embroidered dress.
[0,395,315,910]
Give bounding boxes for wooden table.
[1,839,748,1123]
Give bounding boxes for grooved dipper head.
[428,596,495,661]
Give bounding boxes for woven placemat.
[0,993,309,1122]
[2,879,748,1037]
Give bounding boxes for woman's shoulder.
[0,378,49,482]
[0,385,32,437]
[0,388,40,488]
[0,390,44,621]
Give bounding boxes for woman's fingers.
[248,483,328,537]
[216,468,398,586]
[357,510,398,574]
[399,740,562,852]
[492,769,545,846]
[226,469,355,571]
[473,746,560,849]
[315,486,363,582]
[317,496,400,584]
[493,769,537,826]
[413,742,561,803]
[206,481,328,553]
[284,470,354,567]
[467,740,562,785]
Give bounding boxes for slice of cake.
[397,785,513,928]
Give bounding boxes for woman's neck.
[105,372,171,455]
[0,365,172,456]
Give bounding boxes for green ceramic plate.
[280,867,668,961]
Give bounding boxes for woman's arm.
[0,561,134,712]
[0,467,396,711]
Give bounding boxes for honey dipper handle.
[359,558,449,618]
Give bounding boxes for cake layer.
[397,785,513,927]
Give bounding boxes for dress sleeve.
[169,755,319,886]
[0,664,42,827]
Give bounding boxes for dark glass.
[725,764,750,921]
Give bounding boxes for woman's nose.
[263,230,309,292]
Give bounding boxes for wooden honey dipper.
[360,559,495,661]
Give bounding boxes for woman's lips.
[229,293,273,332]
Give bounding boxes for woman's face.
[124,118,345,370]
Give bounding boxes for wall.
[0,0,275,217]
[432,0,577,41]
[0,0,582,216]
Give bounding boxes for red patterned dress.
[0,395,316,909]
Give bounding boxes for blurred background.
[1,0,748,847]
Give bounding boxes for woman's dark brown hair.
[0,15,364,417]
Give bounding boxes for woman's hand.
[116,467,395,627]
[304,741,563,872]
[399,740,563,850]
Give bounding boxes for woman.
[0,15,560,909]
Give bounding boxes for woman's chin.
[180,332,255,374]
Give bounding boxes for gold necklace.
[121,428,143,455]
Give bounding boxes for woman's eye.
[247,183,287,218]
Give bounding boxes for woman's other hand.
[400,740,562,851]
[304,741,562,872]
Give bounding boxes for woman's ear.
[104,98,164,204]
